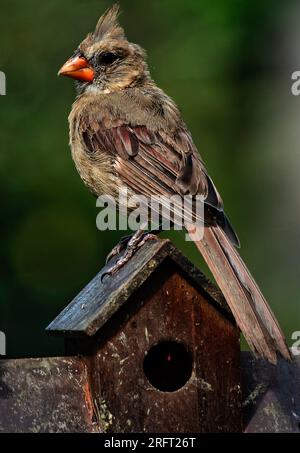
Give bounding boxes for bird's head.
[58,4,149,94]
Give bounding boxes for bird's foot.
[102,229,158,282]
[105,234,133,264]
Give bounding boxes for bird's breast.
[69,131,119,199]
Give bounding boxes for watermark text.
[0,71,6,96]
[0,331,6,356]
[96,188,205,241]
[291,331,300,356]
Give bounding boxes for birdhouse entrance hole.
[143,341,193,392]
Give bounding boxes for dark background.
[0,0,299,357]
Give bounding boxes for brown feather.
[93,4,125,42]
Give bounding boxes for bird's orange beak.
[58,55,94,83]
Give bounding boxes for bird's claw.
[105,234,132,264]
[101,231,158,283]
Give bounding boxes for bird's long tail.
[187,223,291,364]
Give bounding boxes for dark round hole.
[143,341,193,392]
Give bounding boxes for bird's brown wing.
[81,119,234,235]
[83,122,204,194]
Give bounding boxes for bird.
[58,4,290,364]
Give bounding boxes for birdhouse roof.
[47,238,232,337]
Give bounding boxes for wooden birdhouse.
[47,238,242,432]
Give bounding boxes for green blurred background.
[0,0,299,357]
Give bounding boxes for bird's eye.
[100,52,119,65]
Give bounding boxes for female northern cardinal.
[58,4,290,363]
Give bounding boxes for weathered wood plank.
[242,352,300,432]
[0,352,299,432]
[0,357,99,433]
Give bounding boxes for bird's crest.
[93,4,125,41]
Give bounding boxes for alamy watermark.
[0,71,6,95]
[95,188,205,241]
[0,331,6,356]
[291,71,300,96]
[291,331,300,356]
